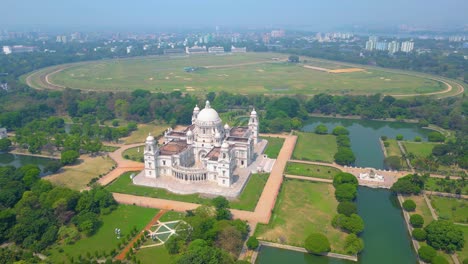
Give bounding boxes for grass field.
[261,136,285,159]
[121,123,168,144]
[403,142,438,157]
[45,154,115,190]
[107,172,268,211]
[292,132,337,163]
[384,139,402,157]
[430,196,468,223]
[284,162,341,179]
[255,179,347,253]
[48,205,157,263]
[122,146,144,162]
[25,52,449,96]
[136,246,171,264]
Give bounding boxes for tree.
[396,134,404,141]
[333,173,358,187]
[61,150,79,165]
[215,226,243,256]
[212,196,230,210]
[402,200,416,212]
[337,201,357,216]
[410,214,424,228]
[425,220,464,252]
[0,138,11,152]
[418,245,437,263]
[335,183,357,202]
[412,228,427,241]
[334,148,356,165]
[288,55,299,63]
[390,174,424,195]
[304,233,330,254]
[246,236,259,250]
[332,126,349,136]
[314,124,328,135]
[332,214,364,234]
[344,234,364,255]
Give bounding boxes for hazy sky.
[1,0,467,31]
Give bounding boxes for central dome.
[197,108,221,123]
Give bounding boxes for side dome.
[146,133,155,141]
[186,130,193,137]
[197,108,221,123]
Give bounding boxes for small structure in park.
[0,128,7,139]
[132,101,269,198]
[359,169,384,182]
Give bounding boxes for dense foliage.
[304,233,331,254]
[425,220,465,252]
[337,201,358,217]
[390,174,425,194]
[410,214,424,228]
[418,245,437,263]
[344,234,364,255]
[332,214,365,234]
[412,228,427,241]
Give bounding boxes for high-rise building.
[376,41,388,51]
[388,41,400,54]
[401,41,414,53]
[365,36,379,51]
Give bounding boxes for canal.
[256,117,425,264]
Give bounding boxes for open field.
[121,123,168,144]
[45,154,115,190]
[23,52,456,97]
[261,136,285,159]
[48,205,157,263]
[106,172,268,211]
[403,141,437,157]
[255,179,347,253]
[430,196,468,223]
[292,132,337,163]
[285,162,341,179]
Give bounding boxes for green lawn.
[106,172,268,211]
[122,146,144,162]
[284,162,341,179]
[48,205,158,263]
[159,211,186,222]
[403,141,438,157]
[261,136,285,159]
[430,196,468,223]
[26,52,446,96]
[136,246,172,264]
[292,132,337,163]
[384,139,402,157]
[255,179,348,254]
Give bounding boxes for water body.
[0,153,54,176]
[302,116,431,169]
[257,117,427,263]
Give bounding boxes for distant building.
[271,30,285,38]
[0,128,7,139]
[388,41,400,54]
[208,46,225,53]
[231,46,247,53]
[185,46,207,54]
[2,45,37,54]
[401,41,414,53]
[365,36,379,51]
[375,41,388,51]
[163,48,185,55]
[126,46,133,54]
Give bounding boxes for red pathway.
[115,210,167,261]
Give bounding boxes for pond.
[0,153,56,176]
[302,116,431,169]
[256,117,425,263]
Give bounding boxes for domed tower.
[248,108,259,144]
[194,100,223,147]
[186,130,194,145]
[214,130,221,147]
[144,133,158,178]
[192,105,200,124]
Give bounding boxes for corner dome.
[146,133,155,141]
[197,108,221,123]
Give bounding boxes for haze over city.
[1,0,467,31]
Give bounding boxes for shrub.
[314,124,328,135]
[334,147,356,166]
[410,214,424,228]
[396,134,404,140]
[414,136,422,142]
[412,228,427,241]
[337,201,358,216]
[344,234,364,255]
[333,172,358,187]
[335,184,357,202]
[304,233,330,254]
[381,135,388,141]
[418,245,436,263]
[402,200,416,212]
[384,141,390,147]
[332,126,349,136]
[246,236,259,250]
[332,214,364,234]
[61,150,80,165]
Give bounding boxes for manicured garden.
[430,196,468,223]
[48,205,158,263]
[292,132,337,163]
[255,179,348,253]
[106,172,268,211]
[261,136,285,159]
[284,162,341,179]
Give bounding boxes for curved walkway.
[98,143,144,186]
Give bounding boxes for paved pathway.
[115,210,166,261]
[98,143,144,186]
